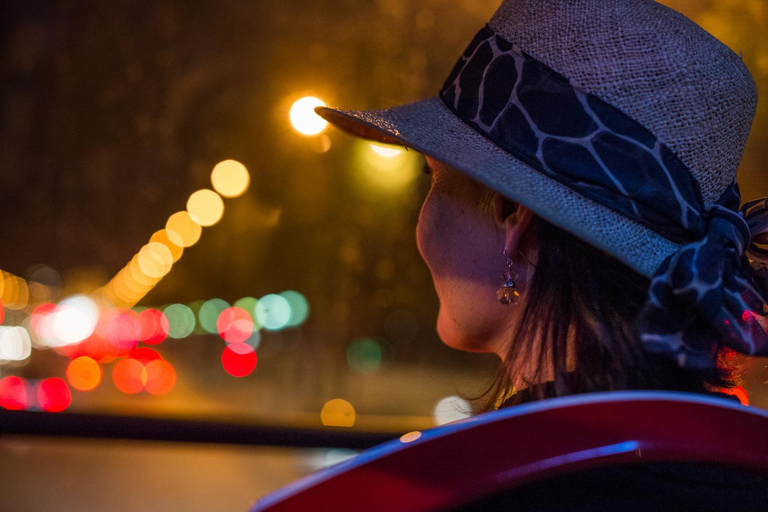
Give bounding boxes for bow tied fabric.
[638,187,768,369]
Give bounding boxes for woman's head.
[317,0,768,392]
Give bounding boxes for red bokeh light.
[37,377,72,412]
[144,359,177,395]
[0,299,4,324]
[112,358,145,394]
[139,308,169,345]
[221,342,257,377]
[106,310,140,353]
[217,307,254,344]
[82,334,121,363]
[129,347,161,364]
[0,376,28,410]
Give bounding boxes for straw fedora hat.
[316,0,758,280]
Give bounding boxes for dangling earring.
[497,247,520,306]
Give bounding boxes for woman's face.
[416,157,532,357]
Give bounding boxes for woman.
[316,0,768,410]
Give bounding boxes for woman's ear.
[502,201,535,256]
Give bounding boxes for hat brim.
[317,97,680,278]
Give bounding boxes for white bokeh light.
[0,326,32,362]
[49,295,100,346]
[433,396,473,426]
[369,143,403,158]
[289,96,328,136]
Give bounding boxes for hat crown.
[489,0,758,208]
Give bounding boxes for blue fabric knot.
[707,207,750,257]
[638,185,768,369]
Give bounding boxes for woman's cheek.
[416,192,440,272]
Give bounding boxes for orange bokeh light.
[66,356,102,391]
[144,359,176,395]
[112,358,145,394]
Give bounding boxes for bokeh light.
[105,309,140,353]
[433,396,473,426]
[369,143,404,158]
[199,298,230,334]
[37,377,72,412]
[187,189,225,227]
[233,296,257,313]
[280,290,310,327]
[186,300,207,335]
[234,297,260,327]
[149,230,184,263]
[66,356,102,391]
[165,211,202,248]
[138,308,169,344]
[255,294,291,330]
[162,303,196,339]
[320,398,356,427]
[400,431,423,443]
[217,307,254,344]
[28,281,54,303]
[289,96,328,136]
[0,326,32,362]
[28,265,62,289]
[346,337,383,374]
[356,140,420,192]
[1,273,29,310]
[221,343,257,377]
[143,359,176,395]
[112,358,145,394]
[308,134,332,154]
[130,347,162,364]
[0,376,28,410]
[137,242,173,278]
[242,329,261,350]
[50,295,100,347]
[127,257,156,287]
[306,449,358,471]
[211,159,250,198]
[30,302,57,341]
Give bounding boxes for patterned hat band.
[440,26,768,369]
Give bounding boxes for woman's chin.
[436,308,492,353]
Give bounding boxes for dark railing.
[0,410,398,449]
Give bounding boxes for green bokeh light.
[280,290,309,327]
[199,298,230,334]
[234,296,261,330]
[346,337,383,374]
[162,303,195,339]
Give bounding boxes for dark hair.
[479,212,739,412]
